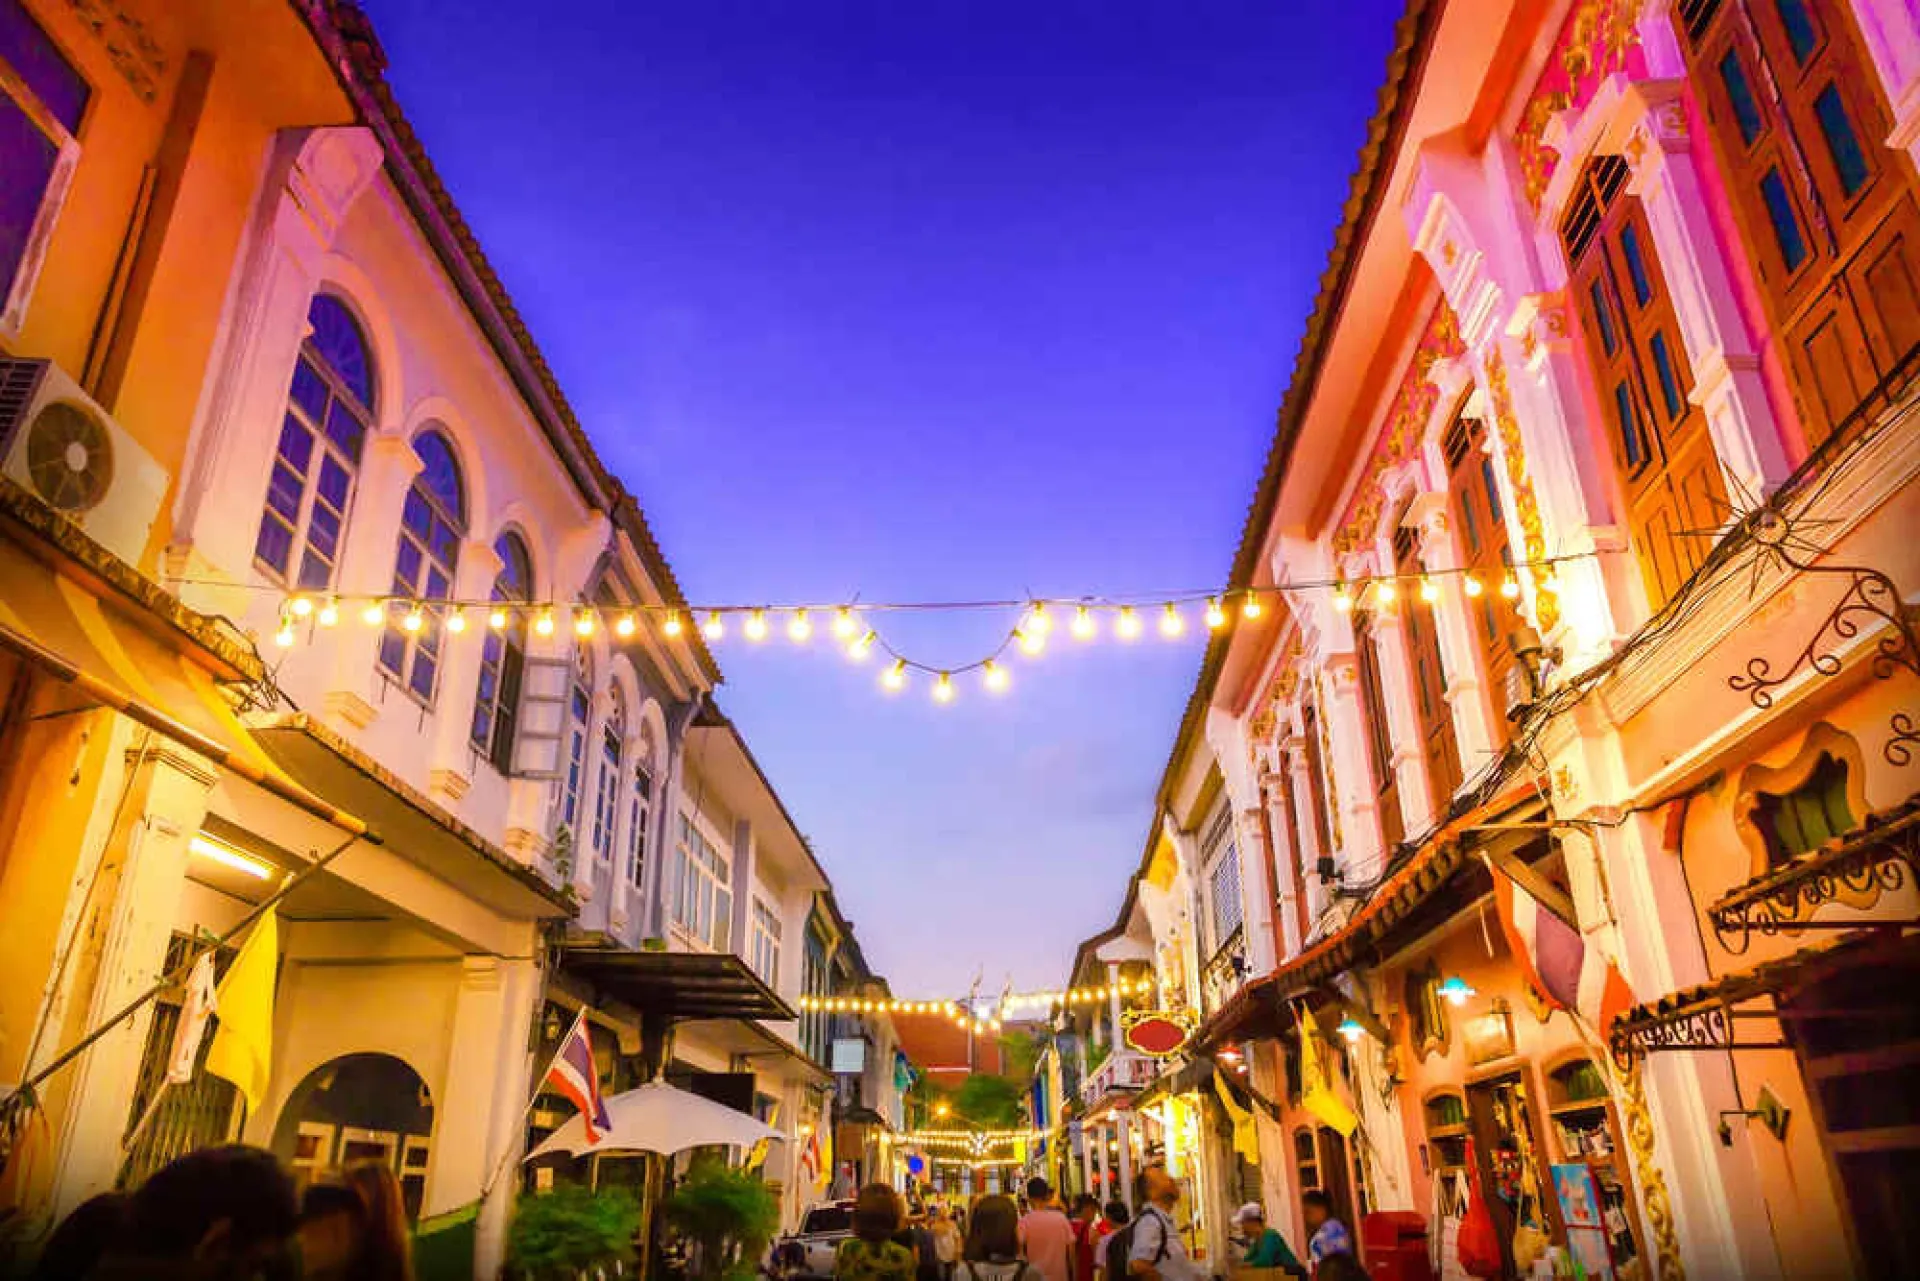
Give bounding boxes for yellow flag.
[1298,1010,1356,1138]
[1211,1074,1259,1164]
[205,911,279,1119]
[816,1120,834,1190]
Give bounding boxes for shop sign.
[1121,1009,1195,1058]
[1462,1006,1514,1066]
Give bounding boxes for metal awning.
[248,714,570,922]
[1707,795,1920,953]
[558,946,795,1022]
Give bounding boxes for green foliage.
[952,1074,1023,1128]
[506,1183,641,1280]
[998,1028,1042,1081]
[663,1158,782,1281]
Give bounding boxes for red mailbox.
[1359,1211,1434,1281]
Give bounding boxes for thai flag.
[542,1010,612,1144]
[1485,857,1634,1037]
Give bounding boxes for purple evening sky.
[365,0,1404,997]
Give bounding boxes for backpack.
[1106,1210,1170,1280]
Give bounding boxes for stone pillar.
[1261,767,1304,959]
[472,955,542,1279]
[1283,738,1329,926]
[1317,653,1388,883]
[1616,79,1789,501]
[49,742,218,1217]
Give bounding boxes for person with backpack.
[1121,1165,1196,1281]
[1092,1201,1127,1281]
[957,1195,1042,1281]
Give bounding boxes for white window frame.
[749,897,782,987]
[590,715,621,866]
[0,21,84,337]
[671,811,732,952]
[626,760,653,891]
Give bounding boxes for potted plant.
[507,1183,641,1280]
[662,1158,781,1281]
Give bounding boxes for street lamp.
[935,1102,951,1119]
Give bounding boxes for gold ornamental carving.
[1332,302,1464,557]
[1617,1060,1687,1280]
[1483,348,1561,632]
[1513,0,1644,211]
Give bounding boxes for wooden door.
[1394,525,1462,808]
[1315,1126,1358,1241]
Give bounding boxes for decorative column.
[1316,653,1389,884]
[1095,1120,1111,1198]
[1616,79,1789,500]
[1282,735,1330,926]
[426,536,503,808]
[1261,765,1304,959]
[470,954,542,1279]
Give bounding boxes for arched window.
[627,726,655,891]
[559,647,592,832]
[254,294,374,590]
[377,430,465,702]
[1353,610,1405,849]
[1443,411,1520,740]
[590,690,625,866]
[471,532,533,773]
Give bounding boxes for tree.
[952,1073,1023,1129]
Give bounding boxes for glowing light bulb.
[1027,602,1053,636]
[535,610,556,637]
[288,595,313,618]
[361,601,387,627]
[446,608,468,635]
[1500,574,1521,599]
[745,609,769,641]
[1332,582,1353,614]
[932,671,956,704]
[1159,603,1184,637]
[847,629,877,661]
[1242,591,1263,620]
[1204,597,1227,629]
[1115,606,1142,640]
[1016,626,1045,656]
[787,609,813,642]
[1376,580,1397,605]
[1462,574,1484,599]
[616,612,637,638]
[1419,578,1440,604]
[703,611,725,640]
[317,598,339,628]
[273,618,296,648]
[489,606,509,630]
[1072,605,1097,640]
[663,611,684,638]
[833,607,858,639]
[574,609,596,637]
[983,661,1009,693]
[402,605,425,633]
[1337,1018,1365,1044]
[882,659,907,692]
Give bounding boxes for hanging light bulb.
[616,612,637,638]
[288,595,314,618]
[932,671,956,704]
[535,610,556,637]
[745,609,770,641]
[273,615,296,648]
[1015,626,1045,656]
[833,607,858,639]
[446,607,468,635]
[1027,602,1053,636]
[1500,574,1521,599]
[1462,574,1485,599]
[1242,591,1263,620]
[574,609,596,637]
[402,604,425,633]
[882,659,908,692]
[1072,605,1097,640]
[1420,577,1440,604]
[1159,603,1185,637]
[1332,582,1353,613]
[1337,1018,1366,1044]
[1376,580,1397,605]
[663,610,684,638]
[317,598,340,628]
[703,611,725,640]
[361,600,387,627]
[1115,606,1142,640]
[982,661,1009,693]
[847,629,877,661]
[1204,597,1227,630]
[489,605,509,630]
[787,609,813,642]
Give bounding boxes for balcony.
[1201,925,1249,1013]
[1080,1049,1157,1107]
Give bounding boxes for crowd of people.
[20,1144,415,1281]
[829,1169,1365,1281]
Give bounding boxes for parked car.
[775,1200,856,1280]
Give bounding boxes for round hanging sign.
[1121,1009,1193,1057]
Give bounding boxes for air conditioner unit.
[0,358,167,569]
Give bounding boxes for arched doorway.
[271,1052,435,1219]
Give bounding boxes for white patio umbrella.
[524,1080,785,1160]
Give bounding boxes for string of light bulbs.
[255,552,1593,704]
[797,977,1154,1025]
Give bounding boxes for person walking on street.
[1017,1179,1075,1281]
[931,1206,963,1281]
[1125,1166,1196,1281]
[1091,1202,1127,1281]
[1230,1203,1301,1276]
[958,1196,1041,1281]
[1068,1196,1101,1281]
[1299,1192,1354,1276]
[836,1185,919,1281]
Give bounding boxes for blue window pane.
[1614,382,1647,469]
[289,357,327,423]
[378,632,406,677]
[1481,457,1504,524]
[277,416,314,472]
[1813,84,1869,199]
[1620,224,1654,307]
[1588,279,1618,354]
[413,430,464,522]
[409,653,437,701]
[254,517,292,575]
[306,294,374,411]
[325,397,365,462]
[1718,51,1764,145]
[0,0,89,134]
[1650,332,1685,420]
[495,535,532,598]
[424,567,450,601]
[265,462,303,523]
[316,455,350,510]
[295,550,335,592]
[1760,168,1809,272]
[1774,0,1818,63]
[429,516,458,567]
[306,505,341,560]
[395,538,422,585]
[402,487,431,539]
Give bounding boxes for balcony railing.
[1080,1049,1157,1107]
[1202,925,1248,1013]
